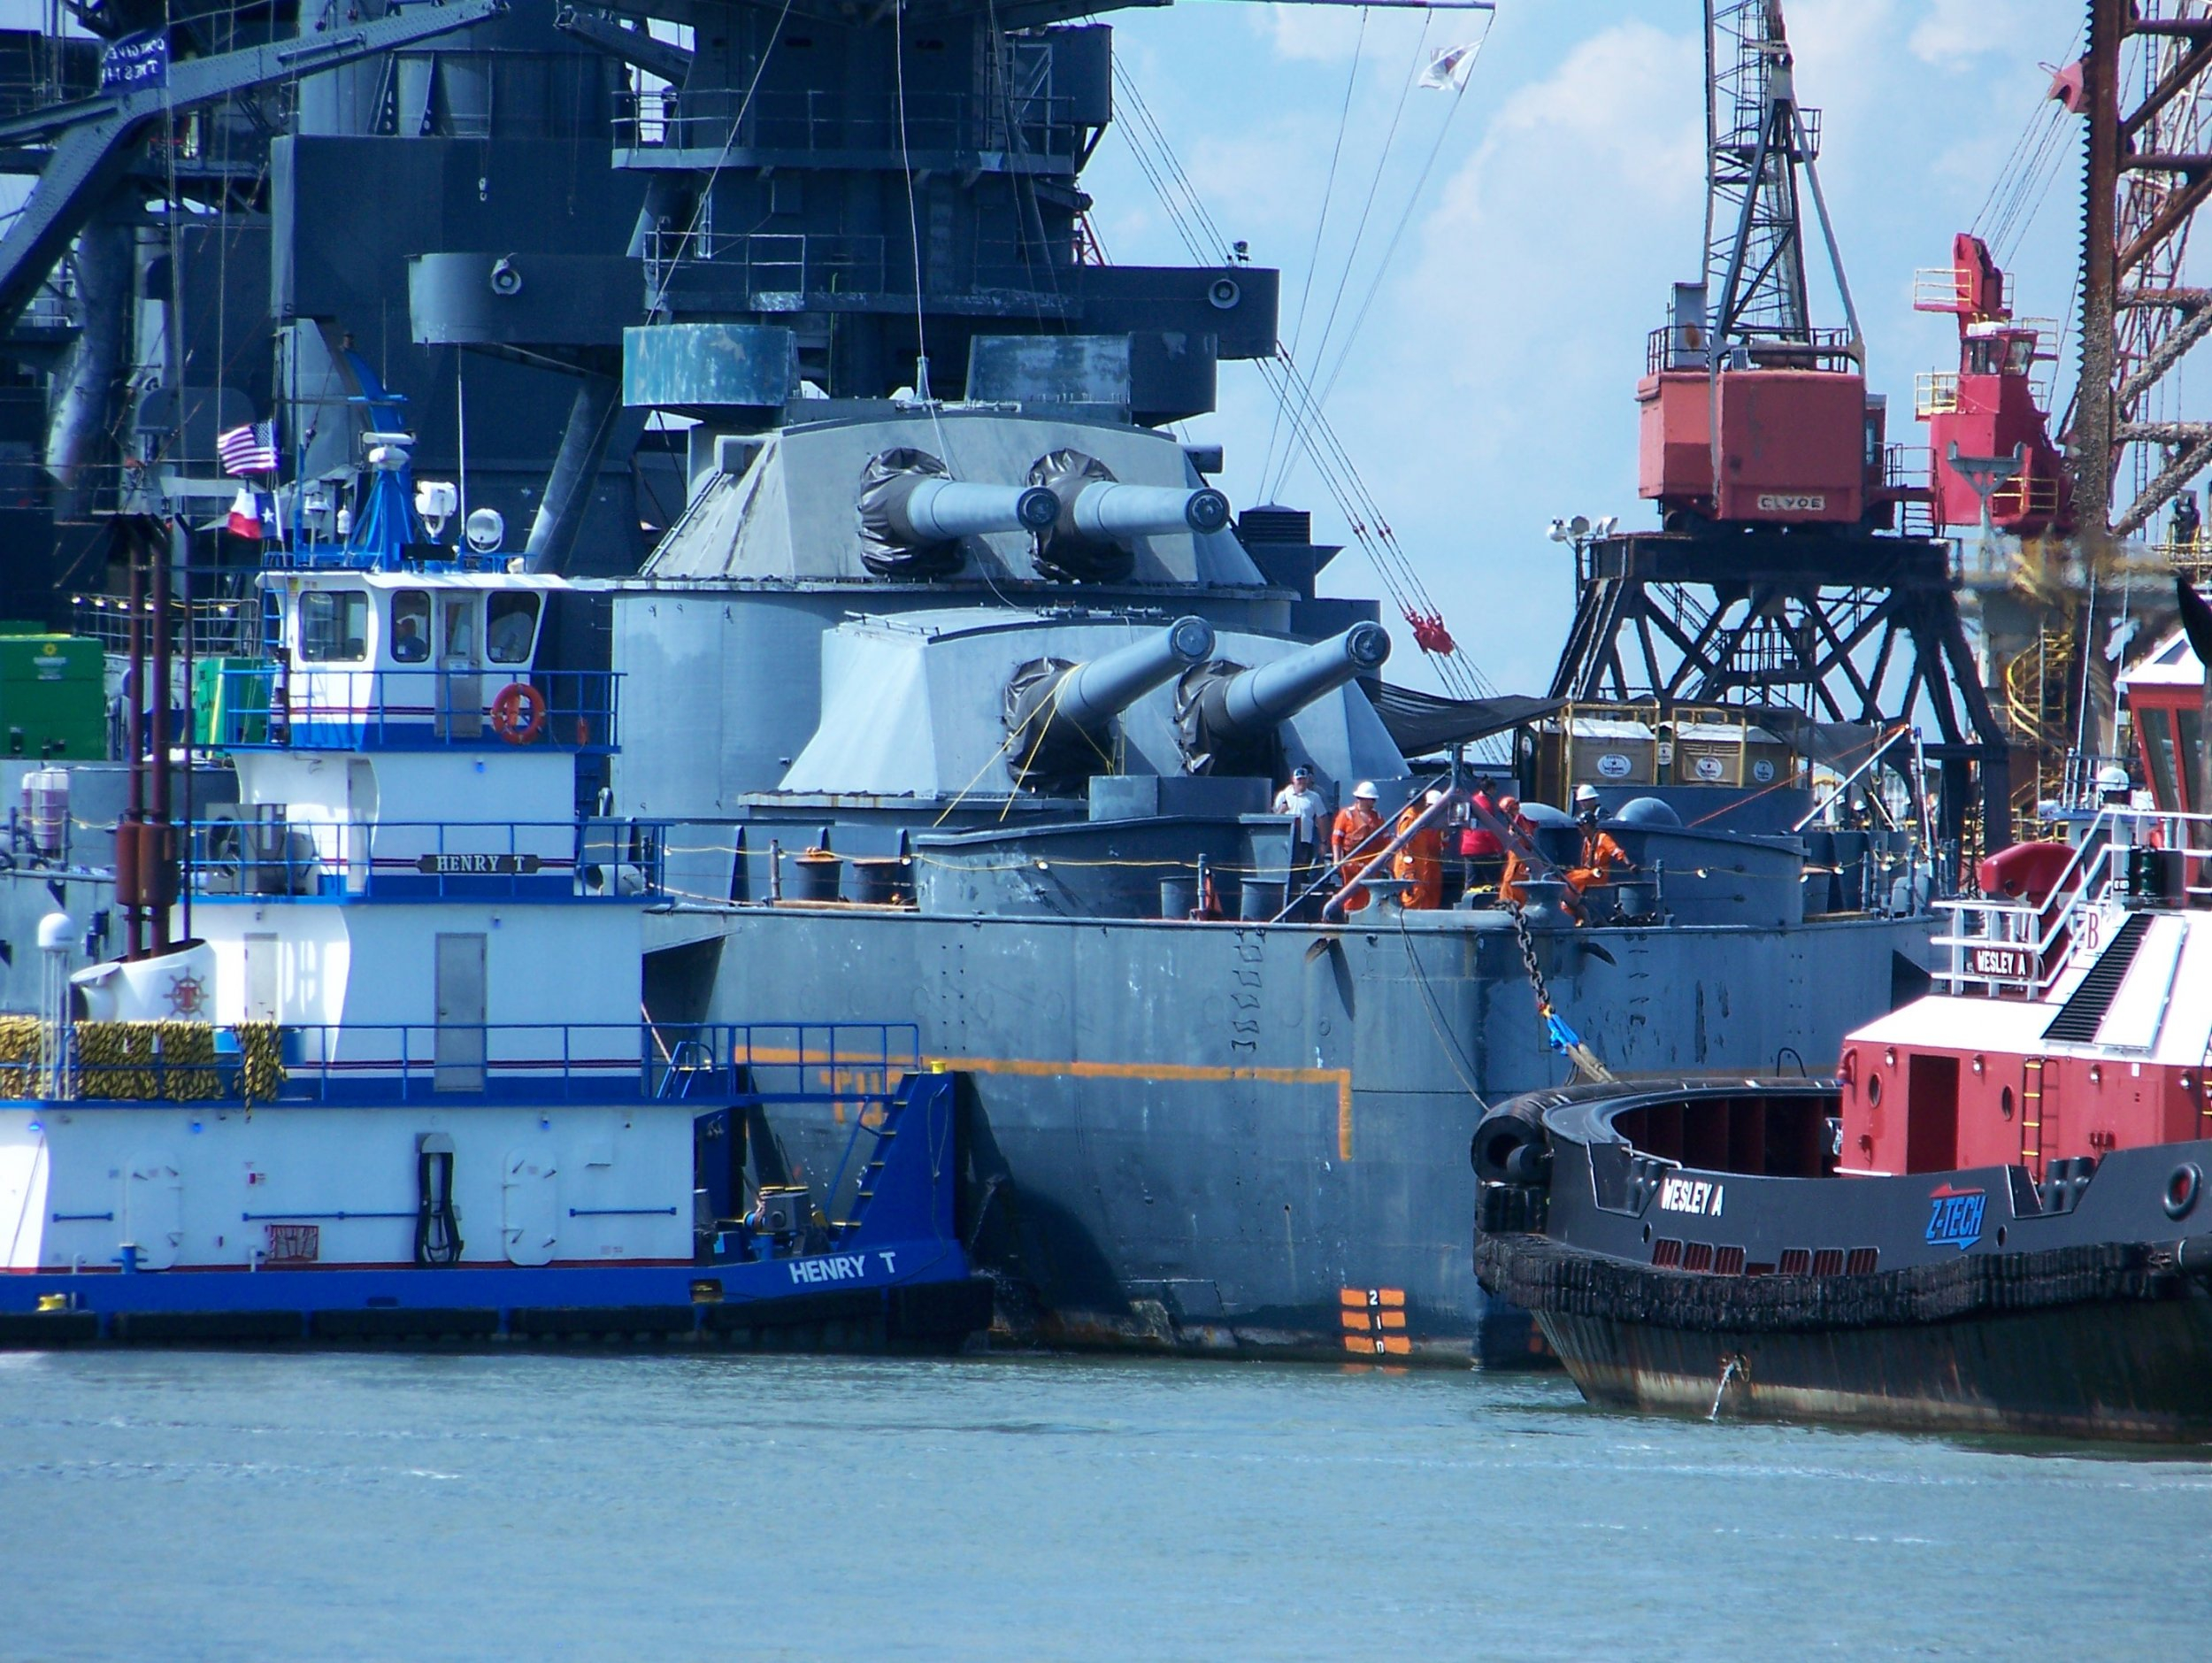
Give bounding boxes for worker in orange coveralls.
[1496,795,1538,905]
[1391,789,1446,909]
[1565,783,1632,907]
[1330,780,1385,914]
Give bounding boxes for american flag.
[216,420,279,475]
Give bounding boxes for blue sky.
[1086,0,2089,694]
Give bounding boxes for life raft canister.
[489,681,547,743]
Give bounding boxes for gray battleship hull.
[649,903,1930,1365]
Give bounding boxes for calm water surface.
[3,1350,2210,1660]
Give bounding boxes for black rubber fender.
[2165,1161,2202,1222]
[1472,1103,1550,1186]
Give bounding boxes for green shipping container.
[0,635,106,760]
[195,656,271,746]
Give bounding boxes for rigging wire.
[1259,5,1369,497]
[1108,57,1494,700]
[1305,12,1495,457]
[644,0,795,320]
[1270,11,1434,499]
[892,1,956,473]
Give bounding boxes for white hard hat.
[1574,783,1601,806]
[1425,789,1444,805]
[1353,781,1379,800]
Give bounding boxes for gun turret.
[1176,622,1391,774]
[1065,481,1232,543]
[1005,617,1217,791]
[884,478,1061,545]
[856,447,1059,576]
[1213,623,1391,737]
[1028,448,1232,583]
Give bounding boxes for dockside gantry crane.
[1548,0,2013,856]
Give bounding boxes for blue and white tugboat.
[0,470,989,1351]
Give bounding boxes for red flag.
[226,486,263,540]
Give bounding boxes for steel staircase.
[2041,912,2152,1043]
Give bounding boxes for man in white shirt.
[1272,765,1325,842]
[1272,764,1330,920]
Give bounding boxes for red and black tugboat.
[1473,583,2212,1442]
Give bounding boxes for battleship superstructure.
[0,0,1945,1362]
[580,0,1940,1360]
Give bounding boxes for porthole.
[1866,1073,1882,1107]
[2001,1085,2014,1120]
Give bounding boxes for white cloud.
[1259,4,1369,65]
[1910,0,2076,70]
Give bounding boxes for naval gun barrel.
[1052,616,1217,730]
[883,476,1060,545]
[1064,481,1232,543]
[1216,622,1391,738]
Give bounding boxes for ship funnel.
[1029,449,1232,583]
[857,447,1058,577]
[1005,617,1217,792]
[1176,623,1391,774]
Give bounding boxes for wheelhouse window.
[440,597,477,661]
[486,592,541,666]
[2140,706,2185,812]
[299,589,368,663]
[390,590,430,663]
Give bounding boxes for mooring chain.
[1507,899,1552,1033]
[1508,897,1614,1083]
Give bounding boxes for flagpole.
[457,351,468,541]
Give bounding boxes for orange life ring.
[489,681,547,744]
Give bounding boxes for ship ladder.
[829,1081,911,1232]
[2001,626,2078,827]
[2021,1057,2047,1180]
[2200,1030,2212,1141]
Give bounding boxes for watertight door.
[125,1155,183,1269]
[502,1150,558,1266]
[1,1129,49,1269]
[242,932,280,1021]
[434,933,487,1092]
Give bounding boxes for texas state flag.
[226,486,264,540]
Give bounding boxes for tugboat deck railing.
[17,1021,924,1109]
[1932,807,2212,998]
[188,817,671,902]
[205,665,620,753]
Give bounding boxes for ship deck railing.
[204,664,620,753]
[1932,807,2212,997]
[68,592,263,657]
[612,86,1079,160]
[188,817,671,903]
[19,1020,924,1110]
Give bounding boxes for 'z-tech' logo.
[1924,1183,1986,1251]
